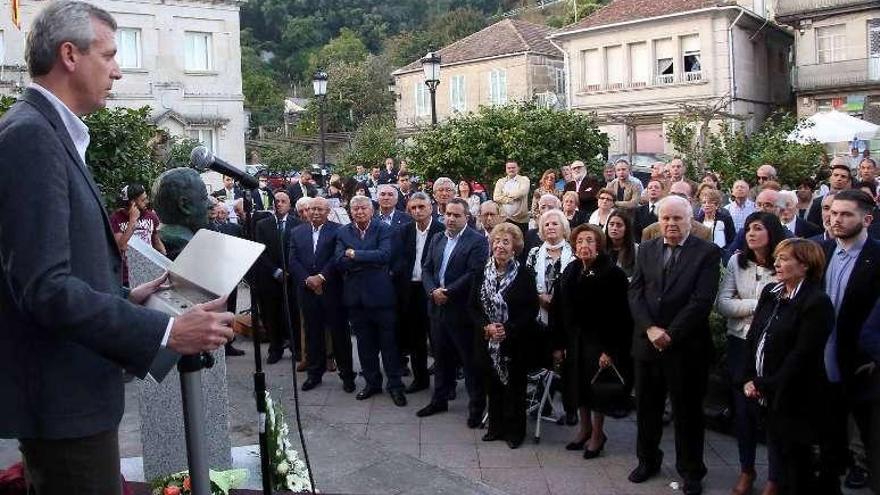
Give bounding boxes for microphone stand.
[278,213,317,493]
[177,352,214,495]
[242,191,274,493]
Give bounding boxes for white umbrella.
[788,110,879,144]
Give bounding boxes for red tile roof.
[394,19,561,74]
[554,0,725,34]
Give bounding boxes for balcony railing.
[794,57,880,92]
[776,0,876,18]
[580,72,703,93]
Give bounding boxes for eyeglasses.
[757,175,770,181]
[598,196,614,202]
[756,202,776,209]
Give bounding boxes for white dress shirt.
[411,218,433,281]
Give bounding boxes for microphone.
[189,146,259,189]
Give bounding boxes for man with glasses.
[564,160,603,215]
[478,200,503,237]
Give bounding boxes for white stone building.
[0,0,246,189]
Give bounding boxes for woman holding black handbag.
[553,223,633,459]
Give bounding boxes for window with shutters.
[629,42,649,87]
[582,49,601,91]
[605,45,624,89]
[654,38,674,84]
[415,83,429,117]
[554,67,566,95]
[184,31,213,71]
[681,35,701,82]
[450,75,466,113]
[187,128,215,153]
[816,25,846,63]
[489,69,507,105]
[115,28,142,69]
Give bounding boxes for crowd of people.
[172,152,880,495]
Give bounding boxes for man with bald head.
[478,200,503,237]
[628,195,721,494]
[725,179,755,232]
[641,181,712,242]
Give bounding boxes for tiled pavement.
[3,336,863,494]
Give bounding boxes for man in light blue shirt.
[417,198,490,428]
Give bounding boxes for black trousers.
[485,359,527,443]
[301,290,353,381]
[349,306,404,391]
[767,427,821,495]
[634,355,708,482]
[20,428,120,495]
[819,383,872,494]
[399,281,430,385]
[429,307,485,416]
[258,280,301,357]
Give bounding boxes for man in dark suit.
[779,190,822,238]
[807,161,854,226]
[396,171,415,211]
[628,195,721,495]
[634,179,664,240]
[392,192,444,392]
[251,175,274,211]
[375,184,413,229]
[335,196,407,406]
[416,198,490,427]
[255,190,302,365]
[287,171,318,205]
[821,189,880,491]
[564,160,603,216]
[0,4,234,492]
[859,301,880,495]
[288,197,355,392]
[378,157,398,185]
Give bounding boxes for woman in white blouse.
[715,211,787,495]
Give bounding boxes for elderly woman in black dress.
[470,222,539,449]
[553,223,633,459]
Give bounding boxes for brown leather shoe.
[732,470,756,495]
[295,360,307,372]
[760,481,778,495]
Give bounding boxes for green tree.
[260,141,313,174]
[297,55,395,133]
[382,8,487,68]
[309,28,370,73]
[242,30,286,134]
[669,112,825,188]
[338,114,401,177]
[82,106,166,207]
[407,102,608,182]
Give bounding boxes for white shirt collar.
[29,83,90,165]
[416,217,433,234]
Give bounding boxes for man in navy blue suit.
[416,198,490,427]
[336,196,407,406]
[289,197,355,392]
[376,184,413,228]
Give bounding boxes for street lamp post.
[420,51,441,126]
[312,70,328,170]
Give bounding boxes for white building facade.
[0,0,246,181]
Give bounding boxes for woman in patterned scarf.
[469,223,538,449]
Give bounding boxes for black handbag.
[590,363,631,418]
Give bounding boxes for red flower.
[183,477,191,491]
[163,486,181,495]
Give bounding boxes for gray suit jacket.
[0,88,169,439]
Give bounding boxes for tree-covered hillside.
[239,0,606,133]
